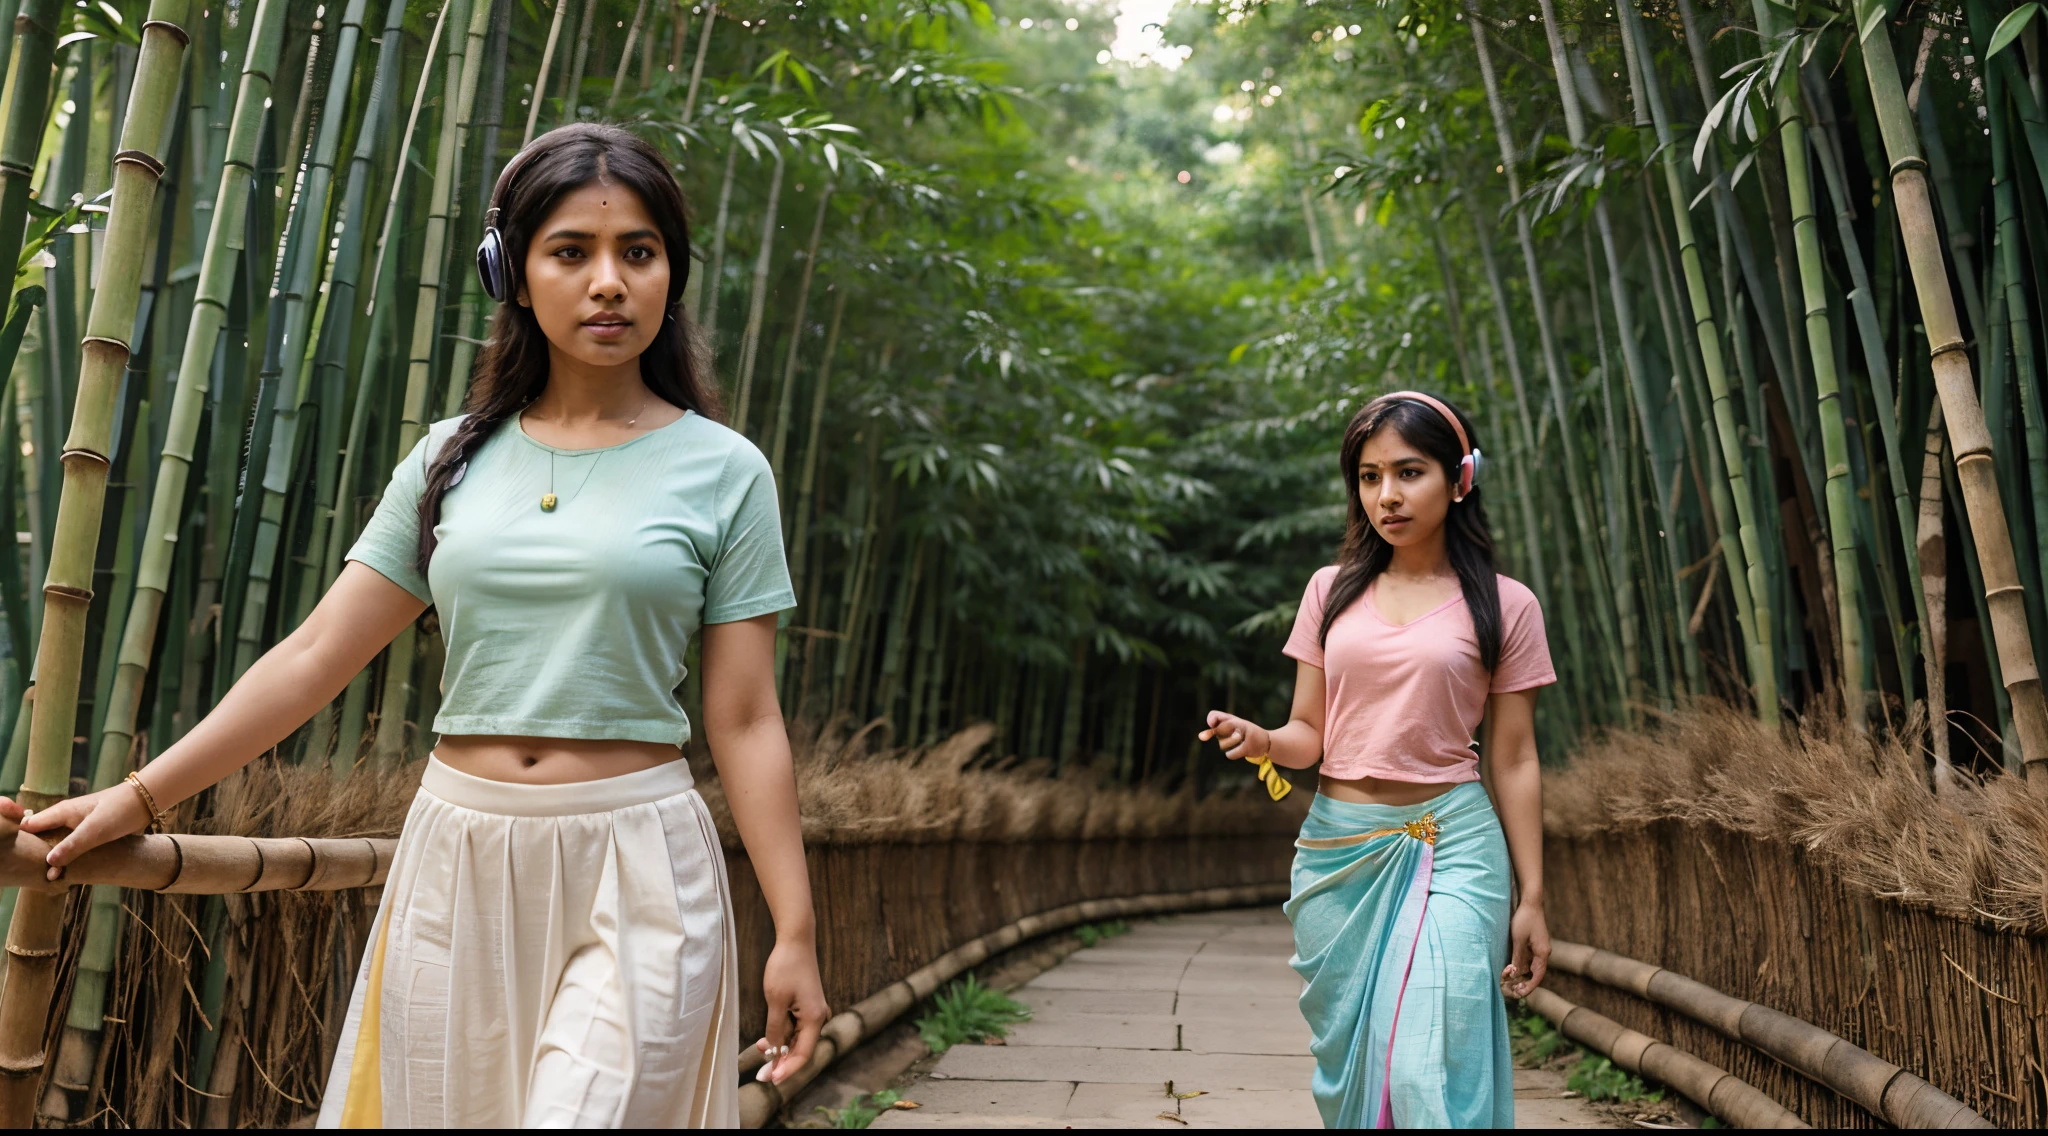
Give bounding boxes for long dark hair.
[1318,394,1503,670]
[414,122,723,568]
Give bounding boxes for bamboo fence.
[1542,705,2048,1127]
[0,721,1298,1126]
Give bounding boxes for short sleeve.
[703,443,796,624]
[1491,580,1557,693]
[345,434,434,604]
[1281,567,1336,669]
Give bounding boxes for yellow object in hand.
[1251,755,1293,802]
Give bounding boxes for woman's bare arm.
[1482,687,1548,996]
[1201,659,1326,769]
[699,613,827,1083]
[20,563,426,869]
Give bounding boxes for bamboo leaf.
[1989,3,2042,58]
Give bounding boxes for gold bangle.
[124,771,164,833]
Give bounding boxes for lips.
[582,315,632,339]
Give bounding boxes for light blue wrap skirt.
[1284,781,1514,1128]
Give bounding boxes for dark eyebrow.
[616,228,662,242]
[1359,456,1428,467]
[542,229,596,241]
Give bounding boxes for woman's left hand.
[756,937,830,1084]
[1502,899,1550,998]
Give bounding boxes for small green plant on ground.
[817,1088,902,1129]
[914,975,1032,1054]
[1507,1001,1573,1067]
[1075,920,1131,948]
[1566,1056,1664,1104]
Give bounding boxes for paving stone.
[1171,993,1307,1021]
[1176,1017,1312,1056]
[929,1043,1313,1090]
[1175,1087,1326,1128]
[1014,988,1177,1017]
[1006,1014,1180,1050]
[1176,972,1304,997]
[1023,965,1185,992]
[871,1110,1167,1129]
[1060,948,1203,968]
[1065,1081,1190,1122]
[886,1078,1076,1117]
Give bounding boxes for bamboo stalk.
[731,147,785,432]
[1750,0,1864,728]
[0,0,57,323]
[0,2,193,1122]
[697,139,738,331]
[523,0,570,147]
[562,0,596,124]
[681,3,715,126]
[233,0,371,679]
[1853,0,2048,787]
[607,0,650,112]
[1467,8,1626,722]
[768,181,830,481]
[1617,0,1778,724]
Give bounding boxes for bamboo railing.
[0,820,394,895]
[1546,940,1991,1129]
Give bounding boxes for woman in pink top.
[1200,391,1554,1128]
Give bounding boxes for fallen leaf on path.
[890,1101,921,1110]
[981,1036,1007,1045]
[1170,1090,1207,1100]
[1155,1113,1188,1125]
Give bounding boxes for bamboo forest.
[0,0,2032,1127]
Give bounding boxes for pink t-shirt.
[1281,565,1555,783]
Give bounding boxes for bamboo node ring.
[58,448,111,470]
[1889,156,1929,176]
[1985,585,2026,602]
[0,161,32,178]
[42,584,92,603]
[140,19,191,46]
[3,943,57,959]
[112,150,166,178]
[80,334,131,356]
[1927,338,1969,359]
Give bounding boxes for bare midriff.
[433,735,684,784]
[1316,772,1462,806]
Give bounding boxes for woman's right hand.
[17,782,154,881]
[1199,710,1271,761]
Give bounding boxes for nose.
[1375,477,1401,511]
[587,249,627,301]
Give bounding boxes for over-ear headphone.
[474,136,693,307]
[1373,390,1483,497]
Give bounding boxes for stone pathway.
[871,907,1624,1129]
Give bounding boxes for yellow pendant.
[540,493,558,512]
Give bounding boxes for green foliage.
[913,975,1032,1054]
[818,1088,902,1129]
[1566,1056,1664,1104]
[1507,1002,1573,1067]
[1074,919,1130,947]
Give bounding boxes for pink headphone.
[1372,390,1482,497]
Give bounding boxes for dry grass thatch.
[694,718,1309,848]
[1542,701,2048,934]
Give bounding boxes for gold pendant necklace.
[537,392,653,512]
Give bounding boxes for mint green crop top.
[346,411,795,746]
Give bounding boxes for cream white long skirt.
[315,756,740,1128]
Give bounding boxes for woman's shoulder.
[1493,573,1541,612]
[677,412,772,477]
[1303,563,1340,598]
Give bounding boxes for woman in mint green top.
[350,408,795,746]
[15,124,828,1128]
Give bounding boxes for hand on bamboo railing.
[0,809,394,894]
